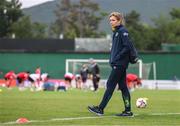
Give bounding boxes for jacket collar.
[113,25,123,32]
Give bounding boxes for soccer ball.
[90,87,94,91]
[136,98,148,108]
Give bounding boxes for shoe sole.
[88,107,103,116]
[115,114,134,117]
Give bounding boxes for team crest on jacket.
[123,32,128,36]
[115,32,119,37]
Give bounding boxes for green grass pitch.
[0,87,180,125]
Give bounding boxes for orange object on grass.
[16,118,29,124]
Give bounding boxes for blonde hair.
[109,12,125,25]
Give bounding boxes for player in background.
[75,74,82,89]
[80,64,89,89]
[88,58,100,91]
[64,72,74,89]
[35,67,41,76]
[16,72,29,91]
[41,73,49,82]
[29,73,43,91]
[88,12,138,117]
[4,71,16,88]
[57,72,74,91]
[126,73,142,91]
[35,67,41,87]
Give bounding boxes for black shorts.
[17,77,23,83]
[64,77,72,82]
[28,76,34,83]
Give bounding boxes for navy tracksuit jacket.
[110,25,137,69]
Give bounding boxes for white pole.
[65,60,69,73]
[153,61,158,89]
[153,61,157,80]
[138,59,143,79]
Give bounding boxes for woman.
[4,71,16,88]
[88,12,138,117]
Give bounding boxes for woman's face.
[109,16,120,28]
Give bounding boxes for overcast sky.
[19,0,54,8]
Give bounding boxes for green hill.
[23,0,180,33]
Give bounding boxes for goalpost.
[65,59,156,80]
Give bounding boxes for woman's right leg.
[99,67,122,110]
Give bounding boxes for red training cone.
[16,117,29,124]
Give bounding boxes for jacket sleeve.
[120,31,138,63]
[119,31,131,56]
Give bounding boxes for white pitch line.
[150,112,180,116]
[1,113,180,125]
[50,116,107,121]
[2,116,111,125]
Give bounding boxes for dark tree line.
[0,0,47,39]
[50,0,107,38]
[125,8,180,51]
[0,0,179,51]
